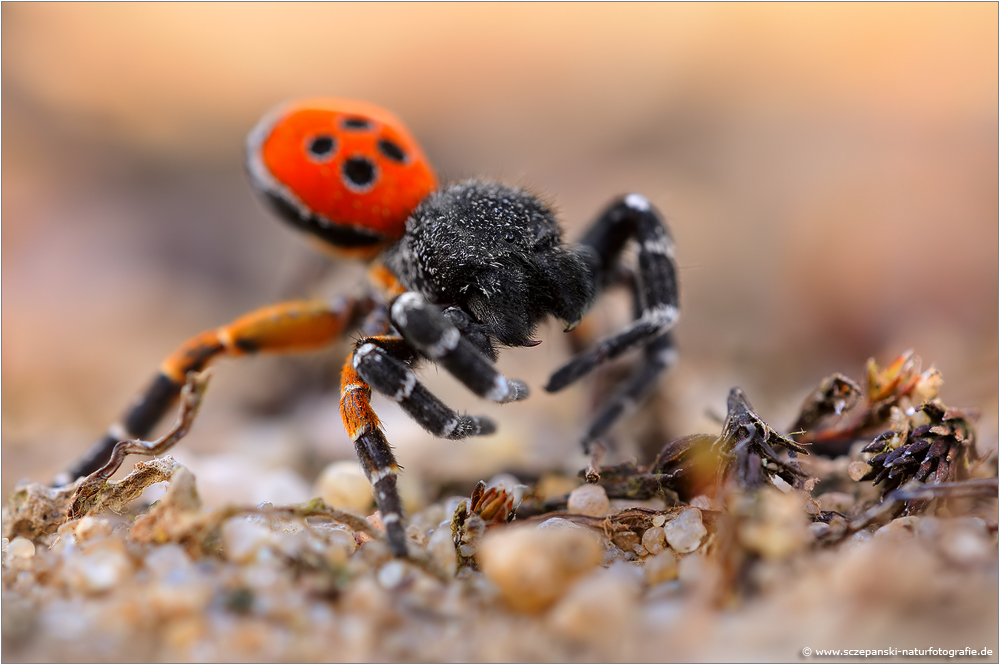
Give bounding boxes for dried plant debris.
[793,350,945,456]
[714,387,810,489]
[860,401,980,504]
[789,373,861,434]
[70,370,211,519]
[450,480,516,570]
[652,387,808,497]
[3,351,997,662]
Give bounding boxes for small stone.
[809,522,832,539]
[144,543,193,577]
[221,517,273,563]
[377,560,408,589]
[651,514,667,527]
[875,516,920,540]
[146,570,212,618]
[689,495,715,510]
[75,516,113,543]
[315,461,374,514]
[65,543,132,593]
[537,517,589,532]
[644,549,679,585]
[663,508,707,554]
[479,524,602,613]
[611,530,641,553]
[567,484,609,517]
[7,537,36,560]
[641,526,666,555]
[309,523,357,565]
[426,525,457,577]
[847,460,870,481]
[848,529,874,545]
[816,492,854,513]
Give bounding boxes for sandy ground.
[2,4,998,662]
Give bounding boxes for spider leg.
[343,333,495,557]
[57,296,371,485]
[351,334,497,440]
[580,330,677,452]
[545,194,678,393]
[390,292,529,404]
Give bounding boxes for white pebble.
[689,495,715,510]
[144,543,194,578]
[316,461,374,514]
[537,517,590,532]
[321,525,358,566]
[221,517,273,563]
[7,537,35,559]
[427,526,457,577]
[68,547,132,593]
[567,484,610,517]
[663,508,707,554]
[641,526,666,555]
[377,560,408,589]
[75,516,113,542]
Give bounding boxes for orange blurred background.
[3,4,997,496]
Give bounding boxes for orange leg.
[58,296,372,484]
[339,335,410,556]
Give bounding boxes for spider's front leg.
[344,330,505,557]
[344,293,530,556]
[390,292,530,404]
[545,194,679,451]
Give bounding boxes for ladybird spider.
[60,98,679,557]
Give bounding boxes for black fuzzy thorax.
[382,179,596,348]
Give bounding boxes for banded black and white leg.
[390,292,530,404]
[342,331,507,556]
[545,193,679,450]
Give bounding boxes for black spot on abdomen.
[342,117,372,130]
[307,135,336,160]
[378,139,407,163]
[343,157,377,191]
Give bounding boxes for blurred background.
[3,4,997,505]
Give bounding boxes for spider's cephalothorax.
[62,99,679,558]
[383,180,596,348]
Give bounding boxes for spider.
[59,98,679,557]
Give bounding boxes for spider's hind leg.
[58,297,369,485]
[545,194,679,451]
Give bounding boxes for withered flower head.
[860,399,979,511]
